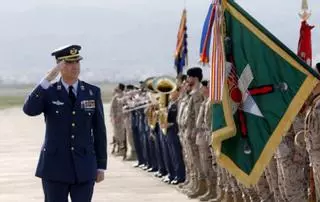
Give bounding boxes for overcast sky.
[0,0,319,84]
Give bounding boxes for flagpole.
[299,0,311,21]
[297,1,315,201]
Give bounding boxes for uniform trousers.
[167,125,185,182]
[42,179,94,202]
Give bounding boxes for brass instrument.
[146,105,159,129]
[122,77,161,113]
[144,77,156,92]
[152,76,177,134]
[122,100,153,113]
[143,77,160,129]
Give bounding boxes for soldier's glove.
[45,61,64,82]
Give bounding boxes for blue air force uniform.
[23,45,107,202]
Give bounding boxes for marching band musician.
[131,88,147,168]
[166,86,186,185]
[145,104,160,172]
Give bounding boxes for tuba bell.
[144,77,156,93]
[152,76,177,135]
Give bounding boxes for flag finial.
[299,0,311,21]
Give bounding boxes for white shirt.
[61,79,78,96]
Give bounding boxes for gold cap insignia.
[70,48,78,55]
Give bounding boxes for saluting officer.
[23,44,107,202]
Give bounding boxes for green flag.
[211,0,319,186]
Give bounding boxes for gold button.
[72,123,75,127]
[72,111,76,115]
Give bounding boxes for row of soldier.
[110,66,320,202]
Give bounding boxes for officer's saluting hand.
[44,61,64,82]
[23,44,107,202]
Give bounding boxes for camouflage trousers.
[113,121,126,143]
[305,131,320,201]
[185,131,204,180]
[275,135,308,202]
[256,172,274,202]
[124,118,135,157]
[197,132,216,182]
[178,128,191,183]
[308,150,320,201]
[265,156,285,202]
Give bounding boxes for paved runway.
[0,104,191,202]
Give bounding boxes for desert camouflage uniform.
[182,84,204,196]
[303,94,320,201]
[265,156,285,202]
[177,92,192,191]
[256,172,274,202]
[275,117,308,202]
[122,97,136,160]
[196,97,219,201]
[110,92,126,153]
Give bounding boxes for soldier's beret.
[187,67,203,81]
[51,44,83,62]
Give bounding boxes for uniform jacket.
[184,85,204,139]
[23,80,107,183]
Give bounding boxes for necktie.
[68,86,76,106]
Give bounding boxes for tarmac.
[0,104,192,202]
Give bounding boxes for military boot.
[115,142,126,157]
[179,175,194,193]
[208,186,223,202]
[188,179,207,199]
[178,178,189,189]
[233,191,244,202]
[199,182,218,201]
[241,193,250,202]
[220,189,234,202]
[182,176,197,194]
[178,172,190,189]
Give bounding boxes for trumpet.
[121,85,160,113]
[117,89,141,102]
[122,102,153,113]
